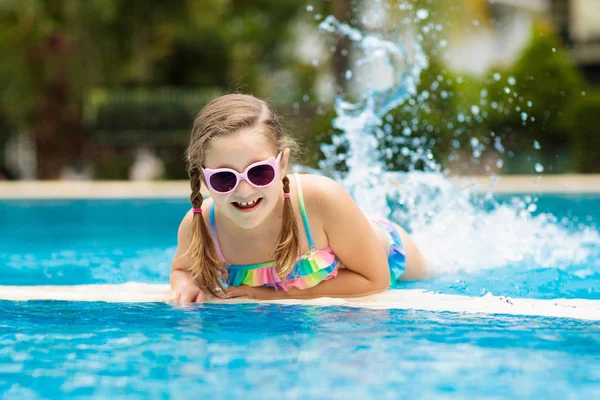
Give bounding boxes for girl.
[167,94,427,304]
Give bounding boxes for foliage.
[0,0,308,178]
[1,1,598,179]
[562,90,600,173]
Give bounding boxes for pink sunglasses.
[202,152,282,194]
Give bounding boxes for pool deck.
[0,174,599,199]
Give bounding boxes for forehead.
[204,129,277,170]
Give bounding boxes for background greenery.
[0,0,597,179]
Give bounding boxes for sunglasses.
[202,152,282,194]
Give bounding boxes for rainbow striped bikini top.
[209,173,340,291]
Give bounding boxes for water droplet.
[345,70,353,80]
[533,140,541,150]
[401,147,410,156]
[457,113,465,123]
[402,127,412,136]
[527,101,533,107]
[312,59,319,67]
[582,91,586,96]
[496,159,504,168]
[480,89,488,98]
[471,105,480,115]
[494,137,504,153]
[504,87,511,94]
[521,112,528,121]
[314,13,322,20]
[552,47,556,53]
[493,73,501,81]
[508,76,516,85]
[416,9,429,20]
[302,94,310,102]
[439,39,447,48]
[306,5,313,12]
[534,163,544,173]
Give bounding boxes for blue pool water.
[1,194,600,398]
[2,195,599,298]
[1,302,600,399]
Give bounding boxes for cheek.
[264,181,283,199]
[210,193,231,207]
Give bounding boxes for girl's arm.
[166,210,207,304]
[226,175,390,300]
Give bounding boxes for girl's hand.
[165,282,205,305]
[225,285,284,300]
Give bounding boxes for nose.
[234,178,255,197]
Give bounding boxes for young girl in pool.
[167,94,427,304]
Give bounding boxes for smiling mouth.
[232,198,263,211]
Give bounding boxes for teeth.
[239,199,257,206]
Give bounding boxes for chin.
[226,201,272,229]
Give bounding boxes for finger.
[180,291,197,305]
[226,287,247,298]
[194,291,206,303]
[165,291,181,305]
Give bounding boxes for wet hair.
[185,93,300,295]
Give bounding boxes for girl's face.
[203,129,289,230]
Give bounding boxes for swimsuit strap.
[209,202,227,262]
[294,173,316,251]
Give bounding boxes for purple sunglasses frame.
[202,152,283,194]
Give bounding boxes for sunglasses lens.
[247,164,275,186]
[210,172,237,193]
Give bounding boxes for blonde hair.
[185,94,300,295]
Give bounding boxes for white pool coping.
[2,283,599,321]
[0,175,599,199]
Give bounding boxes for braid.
[189,168,203,208]
[272,174,300,278]
[186,168,228,296]
[282,175,290,195]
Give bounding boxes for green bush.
[85,88,217,145]
[85,88,217,179]
[483,22,585,173]
[562,90,600,173]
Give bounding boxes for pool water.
[1,195,600,398]
[2,302,600,399]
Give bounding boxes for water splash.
[318,15,428,216]
[317,8,600,277]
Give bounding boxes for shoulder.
[295,173,351,217]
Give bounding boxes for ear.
[279,148,291,175]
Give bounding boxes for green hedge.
[562,90,600,173]
[85,88,217,146]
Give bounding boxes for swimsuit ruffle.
[226,247,339,291]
